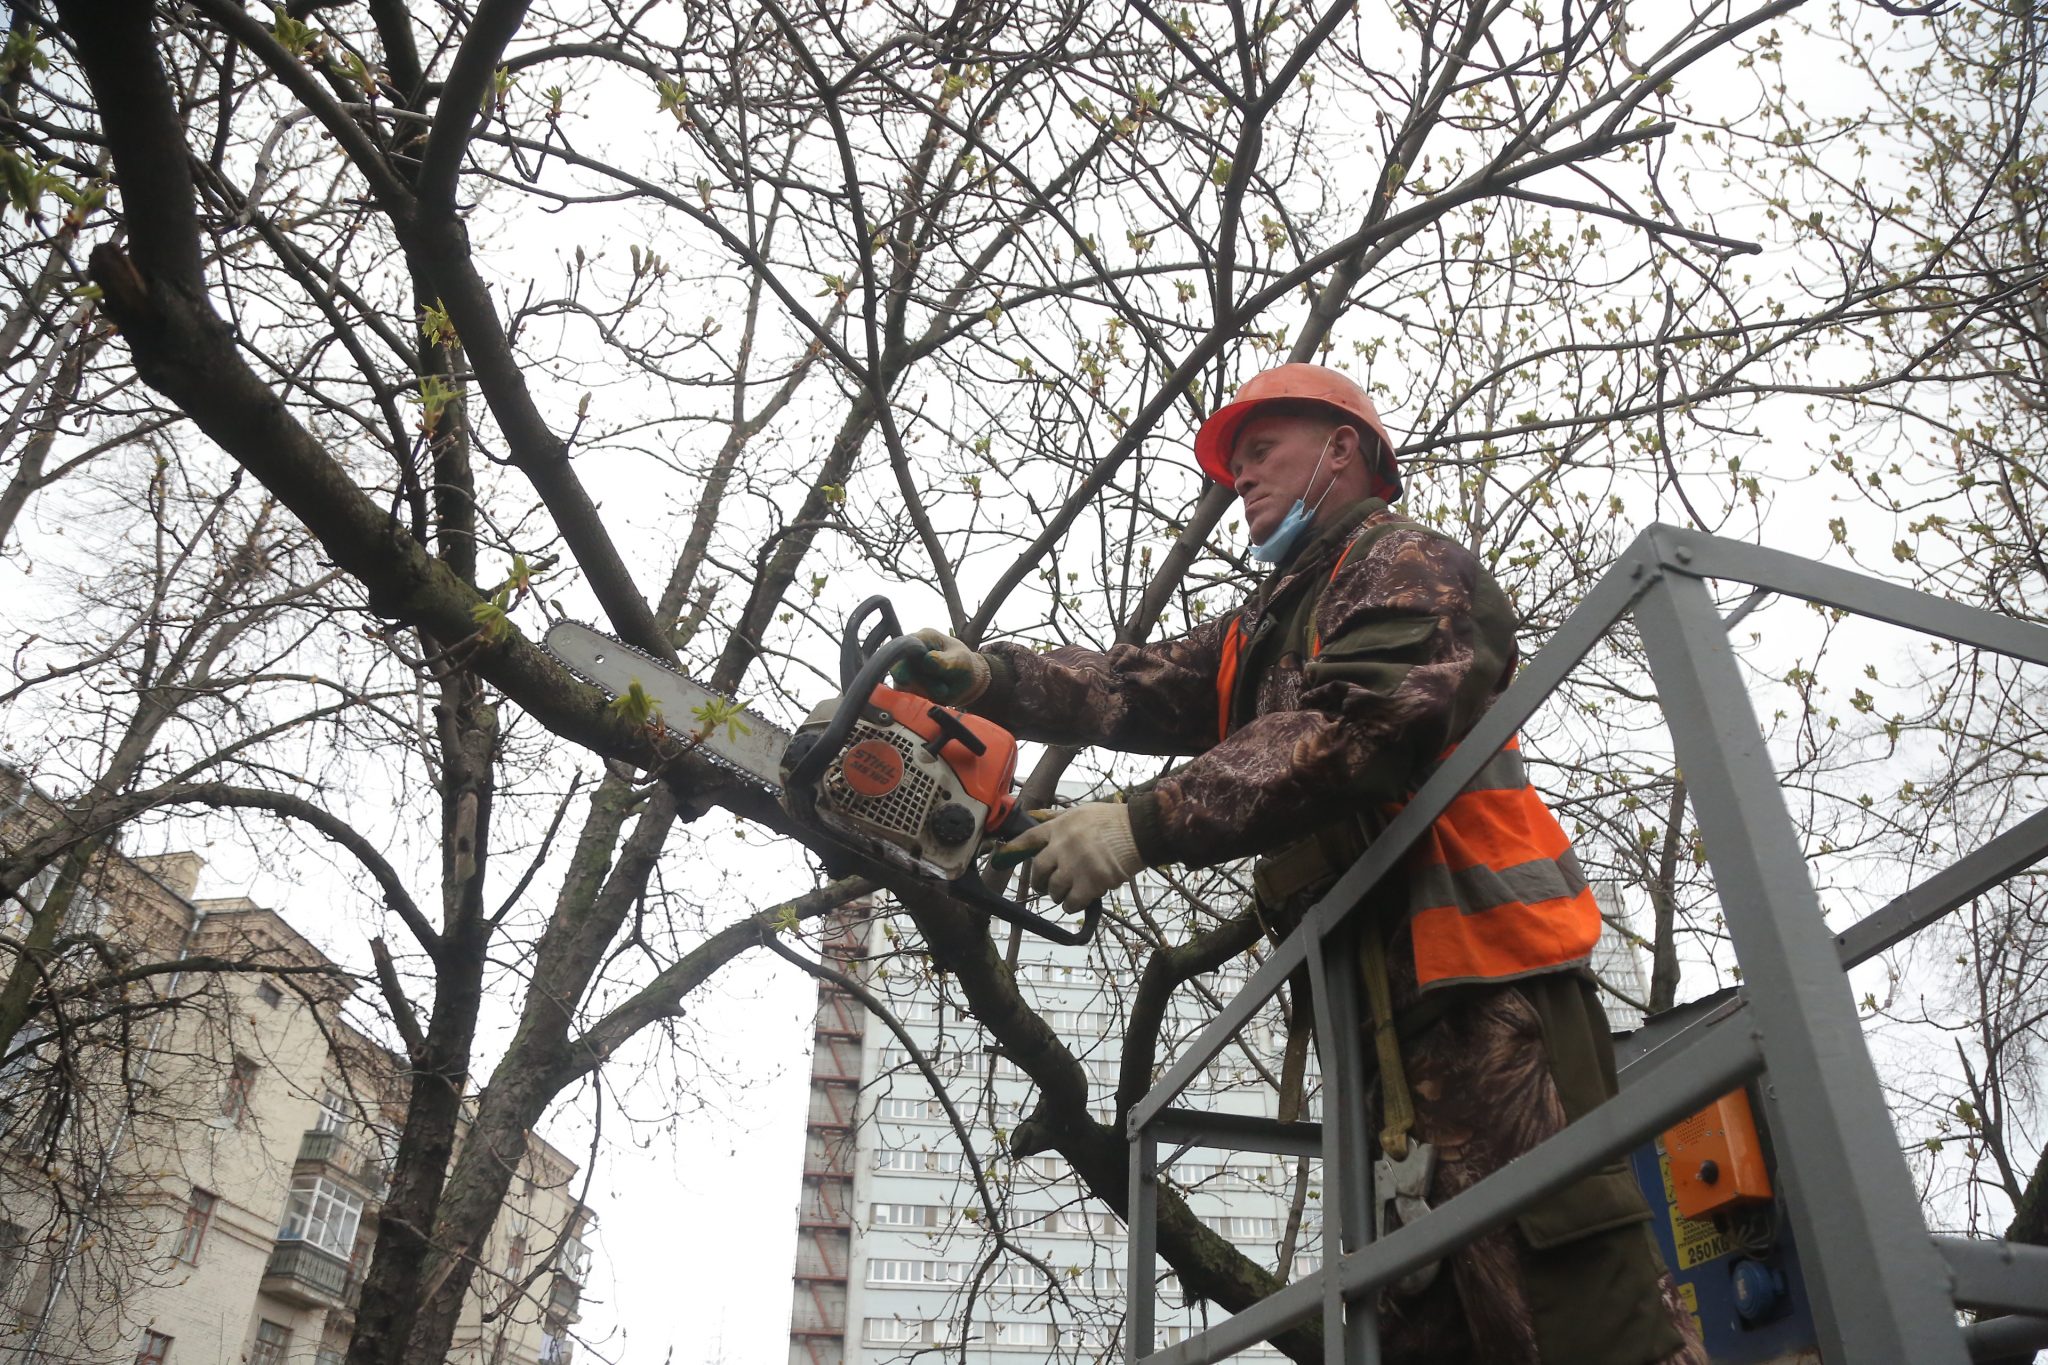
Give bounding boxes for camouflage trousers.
[1367,933,1709,1365]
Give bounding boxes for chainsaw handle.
[951,865,1102,947]
[841,595,905,687]
[965,805,1102,945]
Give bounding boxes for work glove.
[1000,802,1145,913]
[889,627,990,705]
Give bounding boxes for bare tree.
[9,0,2038,1362]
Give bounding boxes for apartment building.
[788,886,1653,1365]
[787,895,1321,1365]
[0,771,594,1365]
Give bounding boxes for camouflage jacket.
[975,497,1518,869]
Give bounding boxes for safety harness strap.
[1360,918,1416,1158]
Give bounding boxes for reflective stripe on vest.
[1396,736,1601,989]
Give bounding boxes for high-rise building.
[786,885,1656,1365]
[0,769,594,1365]
[786,895,1315,1365]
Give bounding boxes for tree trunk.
[2006,1138,2048,1248]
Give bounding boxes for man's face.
[1228,411,1339,543]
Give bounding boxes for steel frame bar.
[1935,1236,2048,1316]
[1962,1315,2048,1362]
[1634,563,1970,1363]
[1302,924,1379,1363]
[1304,931,1346,1362]
[1139,1018,1763,1365]
[1324,920,1378,1364]
[1126,1129,1157,1364]
[1836,805,2048,969]
[1149,1110,1323,1157]
[1125,525,2048,1365]
[1630,804,2048,1082]
[1656,527,2048,667]
[1614,990,1745,1075]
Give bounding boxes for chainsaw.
[543,595,1100,946]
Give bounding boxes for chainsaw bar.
[543,620,793,789]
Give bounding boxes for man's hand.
[889,627,990,705]
[1000,802,1145,912]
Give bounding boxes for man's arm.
[1126,526,1517,869]
[967,616,1232,756]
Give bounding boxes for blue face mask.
[1249,433,1336,565]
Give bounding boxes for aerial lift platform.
[1124,524,2048,1365]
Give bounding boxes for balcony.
[540,1331,574,1365]
[261,1239,353,1309]
[547,1276,582,1325]
[295,1128,389,1198]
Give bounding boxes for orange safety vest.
[1215,540,1600,989]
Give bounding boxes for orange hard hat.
[1194,363,1401,501]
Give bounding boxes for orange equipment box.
[1661,1086,1773,1220]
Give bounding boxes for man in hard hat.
[894,362,1703,1365]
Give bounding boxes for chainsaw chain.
[542,620,794,791]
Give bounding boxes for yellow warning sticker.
[1659,1149,1729,1270]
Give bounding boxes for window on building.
[254,981,283,1008]
[505,1234,526,1277]
[1059,1322,1117,1350]
[172,1189,216,1265]
[869,1201,945,1228]
[867,1259,971,1286]
[863,1318,924,1344]
[874,1096,939,1121]
[249,1321,290,1365]
[873,1146,965,1175]
[135,1330,173,1365]
[314,1089,349,1137]
[560,1233,591,1285]
[999,1262,1047,1291]
[220,1056,258,1124]
[1211,1215,1278,1241]
[1055,1206,1122,1236]
[277,1176,365,1258]
[62,894,109,937]
[994,1321,1052,1346]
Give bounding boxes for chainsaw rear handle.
[966,804,1103,946]
[952,862,1101,946]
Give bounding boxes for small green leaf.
[690,696,752,744]
[469,599,511,643]
[421,300,457,347]
[608,679,656,727]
